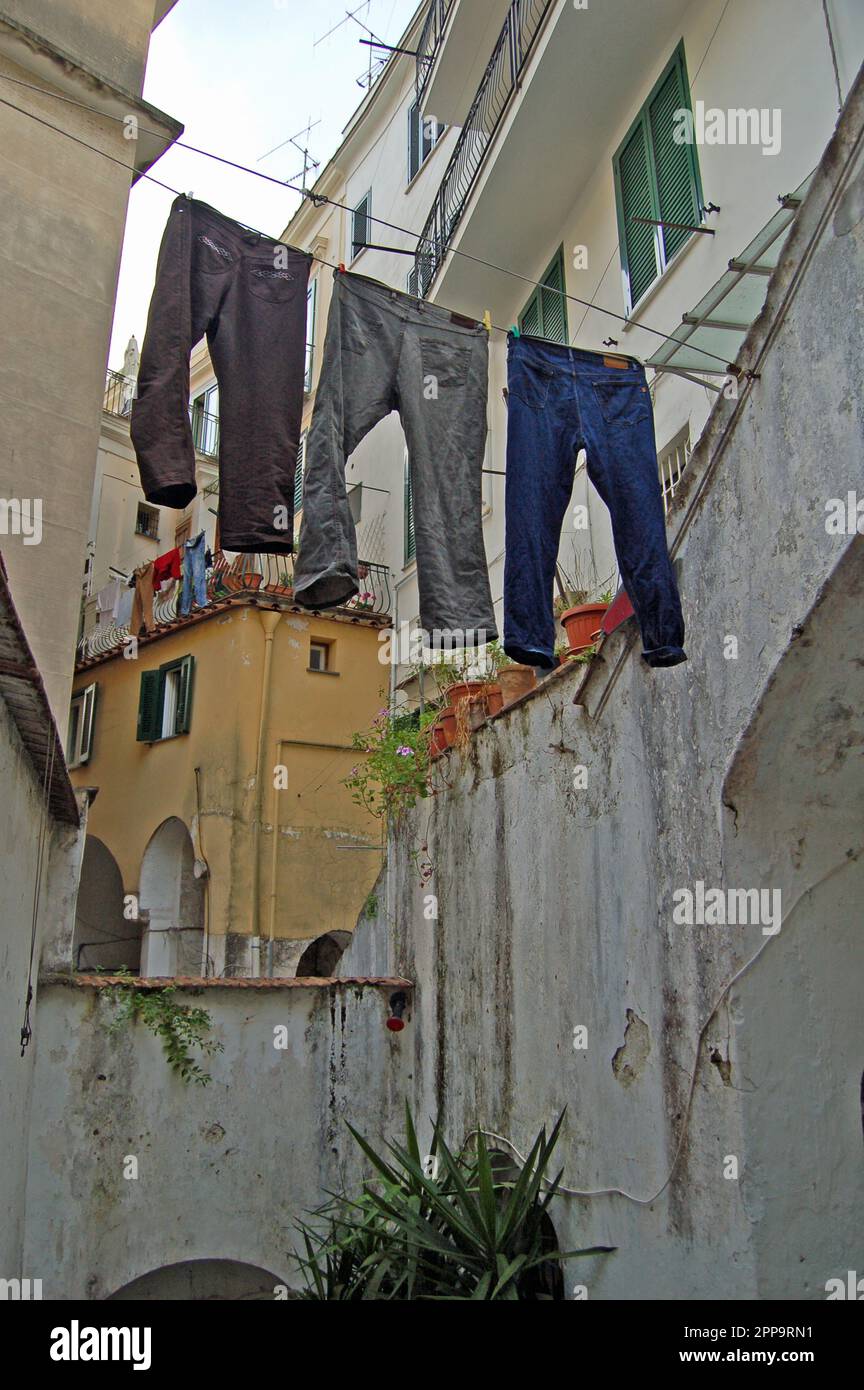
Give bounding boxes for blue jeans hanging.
[504,336,686,669]
[180,531,207,616]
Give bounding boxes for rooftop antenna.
[313,4,392,89]
[258,118,322,193]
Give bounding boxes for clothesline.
[0,74,740,376]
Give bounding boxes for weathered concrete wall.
[339,76,864,1299]
[24,977,412,1299]
[0,694,87,1285]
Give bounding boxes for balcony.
[413,0,692,311]
[413,0,553,298]
[103,369,220,460]
[417,0,513,126]
[77,552,392,663]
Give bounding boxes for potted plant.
[487,640,536,706]
[430,707,455,758]
[555,559,615,654]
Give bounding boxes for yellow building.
[71,584,391,978]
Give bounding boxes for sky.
[109,0,420,368]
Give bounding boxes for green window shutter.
[539,250,568,343]
[614,43,703,312]
[404,454,415,564]
[294,431,306,513]
[648,55,701,263]
[519,249,568,341]
[616,117,659,309]
[352,193,370,258]
[136,670,163,742]
[175,655,195,735]
[519,290,541,337]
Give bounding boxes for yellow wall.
[71,600,389,948]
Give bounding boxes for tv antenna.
[258,118,322,192]
[313,4,394,89]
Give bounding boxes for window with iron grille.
[294,430,307,514]
[404,450,415,565]
[657,424,692,515]
[135,502,160,540]
[304,278,317,393]
[518,247,568,342]
[613,42,703,314]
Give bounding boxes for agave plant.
[292,1106,614,1300]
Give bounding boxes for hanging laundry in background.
[294,269,497,643]
[503,336,686,670]
[152,546,182,592]
[179,531,207,617]
[131,195,311,557]
[130,562,156,636]
[114,583,134,630]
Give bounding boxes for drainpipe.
[251,609,281,975]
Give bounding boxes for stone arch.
[106,1259,292,1301]
[719,538,863,1295]
[74,836,141,972]
[139,816,204,977]
[295,929,352,977]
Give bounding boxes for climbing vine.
[105,974,223,1086]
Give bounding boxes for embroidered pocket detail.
[196,233,235,271]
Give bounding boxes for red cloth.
[152,546,182,592]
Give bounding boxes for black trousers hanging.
[131,195,311,554]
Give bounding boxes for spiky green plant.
[293,1106,614,1300]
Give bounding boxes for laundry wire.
[0,75,740,373]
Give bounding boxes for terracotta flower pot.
[242,573,263,592]
[430,708,455,758]
[559,602,607,653]
[498,664,537,705]
[485,683,503,716]
[445,680,487,710]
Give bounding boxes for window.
[135,502,159,540]
[304,278,317,393]
[613,42,704,313]
[404,450,415,565]
[309,640,332,673]
[657,424,692,515]
[294,430,307,514]
[408,102,444,182]
[174,517,192,549]
[518,247,568,342]
[351,192,371,260]
[191,383,220,456]
[136,656,195,742]
[67,683,97,768]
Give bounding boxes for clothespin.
[482,309,492,333]
[338,262,346,273]
[509,324,520,338]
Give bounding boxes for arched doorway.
[295,930,352,977]
[139,817,204,977]
[107,1259,292,1300]
[74,836,141,972]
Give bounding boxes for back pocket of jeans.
[420,337,472,390]
[196,232,236,274]
[508,358,555,410]
[247,256,298,302]
[592,378,651,428]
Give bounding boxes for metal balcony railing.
[103,369,220,460]
[77,554,392,662]
[411,0,553,298]
[415,0,453,101]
